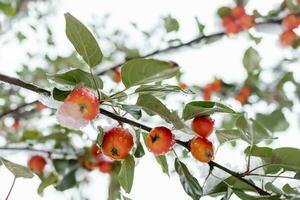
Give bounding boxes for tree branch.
[96,19,282,75]
[0,74,50,96]
[0,101,38,119]
[208,161,270,195]
[0,73,271,195]
[0,147,76,157]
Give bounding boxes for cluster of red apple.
[80,144,113,173]
[220,5,255,34]
[235,85,251,104]
[97,117,214,164]
[203,79,222,101]
[280,14,300,46]
[28,87,216,175]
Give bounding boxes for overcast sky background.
[0,0,299,199]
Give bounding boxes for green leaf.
[174,158,202,200]
[265,182,283,195]
[115,44,140,59]
[155,155,169,176]
[133,129,145,158]
[236,116,274,145]
[22,130,41,141]
[195,17,205,35]
[0,2,16,16]
[38,133,69,143]
[135,84,185,97]
[65,13,102,68]
[120,104,142,120]
[217,7,231,18]
[134,142,145,158]
[282,184,300,195]
[234,188,280,200]
[52,88,71,101]
[269,148,300,172]
[163,15,179,32]
[17,32,26,42]
[248,147,300,173]
[38,173,59,195]
[294,172,300,180]
[96,127,105,148]
[243,47,261,73]
[49,69,103,89]
[137,94,184,129]
[207,176,256,196]
[248,33,262,44]
[182,101,236,121]
[244,145,273,158]
[108,170,121,200]
[118,155,135,193]
[256,110,289,132]
[0,157,34,178]
[222,187,233,200]
[55,169,77,191]
[215,129,244,144]
[121,58,179,88]
[53,159,79,175]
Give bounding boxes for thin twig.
[246,173,299,180]
[0,147,76,157]
[5,176,16,200]
[96,19,282,75]
[0,101,37,119]
[209,161,270,195]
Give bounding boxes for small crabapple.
[203,90,211,101]
[192,116,214,138]
[12,119,21,129]
[28,155,46,174]
[64,87,100,120]
[282,14,300,30]
[190,137,214,163]
[280,30,297,46]
[36,101,47,111]
[114,68,122,83]
[239,15,254,30]
[102,127,134,160]
[179,82,188,90]
[90,144,101,159]
[80,157,97,171]
[211,79,222,92]
[222,16,234,27]
[230,6,246,19]
[236,86,251,104]
[146,126,175,155]
[224,21,241,34]
[97,161,113,173]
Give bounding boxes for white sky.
[0,0,299,200]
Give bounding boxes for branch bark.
[96,19,282,75]
[0,73,270,195]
